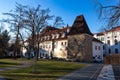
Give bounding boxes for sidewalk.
[57,64,103,80]
[97,65,115,80]
[57,64,115,80]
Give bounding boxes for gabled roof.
[68,15,93,36]
[92,38,103,44]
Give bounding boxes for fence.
[104,54,120,65]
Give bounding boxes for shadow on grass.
[4,74,61,80]
[0,62,19,65]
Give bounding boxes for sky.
[0,0,116,33]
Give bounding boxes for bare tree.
[23,5,53,73]
[53,16,64,27]
[95,0,120,29]
[2,3,27,59]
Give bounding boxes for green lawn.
[0,59,21,68]
[0,59,86,80]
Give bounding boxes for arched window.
[114,39,118,45]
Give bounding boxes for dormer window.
[61,33,65,38]
[56,33,60,39]
[41,37,43,41]
[47,35,50,40]
[44,36,47,40]
[67,28,70,33]
[52,34,55,39]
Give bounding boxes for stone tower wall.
[67,34,93,62]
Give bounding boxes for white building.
[92,38,103,61]
[22,15,103,62]
[38,26,69,59]
[94,26,120,55]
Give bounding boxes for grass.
[0,59,21,68]
[0,59,86,80]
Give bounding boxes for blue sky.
[0,0,116,33]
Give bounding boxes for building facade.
[94,26,120,55]
[22,15,103,62]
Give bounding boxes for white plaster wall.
[54,40,68,58]
[39,40,68,59]
[94,30,120,54]
[39,41,52,58]
[92,41,103,60]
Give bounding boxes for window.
[46,45,48,48]
[56,34,60,39]
[101,37,104,41]
[40,45,42,48]
[109,48,111,54]
[95,46,97,50]
[61,42,63,45]
[54,42,57,48]
[107,40,110,45]
[49,45,51,48]
[52,34,55,39]
[61,33,65,38]
[98,46,100,50]
[44,36,46,40]
[41,37,43,41]
[43,45,45,49]
[115,48,118,53]
[115,36,117,38]
[103,45,105,50]
[114,39,118,45]
[47,35,50,40]
[65,42,67,46]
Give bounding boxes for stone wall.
[67,34,93,62]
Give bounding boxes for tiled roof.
[94,26,120,36]
[94,32,104,36]
[39,25,71,42]
[108,26,120,32]
[68,15,93,36]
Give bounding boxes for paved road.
[57,64,103,80]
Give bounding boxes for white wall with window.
[94,26,120,55]
[39,41,52,59]
[54,40,68,58]
[92,41,103,61]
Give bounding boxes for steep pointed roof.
[68,15,93,36]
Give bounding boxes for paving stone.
[97,65,115,80]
